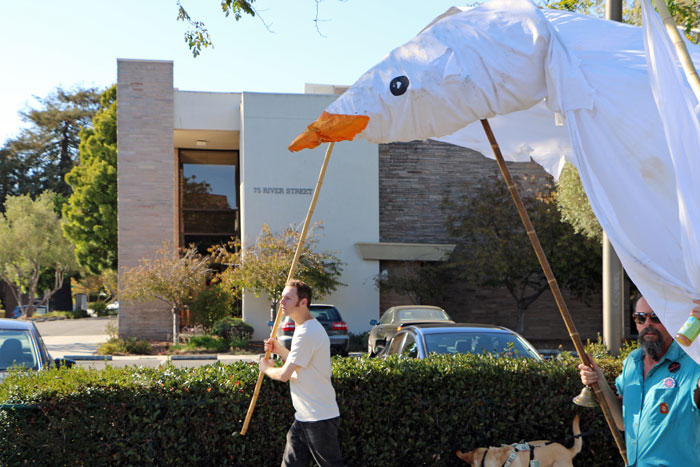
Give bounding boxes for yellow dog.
[456,415,582,467]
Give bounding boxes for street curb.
[170,355,218,361]
[65,355,113,361]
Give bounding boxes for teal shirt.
[616,341,700,466]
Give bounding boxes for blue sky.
[1,0,470,144]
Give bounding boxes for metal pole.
[240,142,336,435]
[603,232,625,355]
[606,0,622,22]
[480,119,628,465]
[602,0,626,356]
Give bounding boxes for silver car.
[382,323,543,361]
[368,305,453,357]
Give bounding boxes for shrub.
[230,336,250,350]
[173,335,230,354]
[97,337,153,355]
[72,308,89,319]
[187,284,238,329]
[0,354,624,466]
[212,317,253,343]
[349,331,369,352]
[89,301,108,317]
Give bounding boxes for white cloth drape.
[320,0,700,363]
[636,0,700,358]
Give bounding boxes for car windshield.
[397,309,449,321]
[310,307,341,322]
[424,331,539,359]
[0,330,38,370]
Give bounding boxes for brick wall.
[378,140,615,349]
[117,59,176,341]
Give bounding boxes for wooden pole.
[480,120,628,465]
[650,0,700,104]
[240,142,336,436]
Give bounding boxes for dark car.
[277,304,350,357]
[0,318,74,380]
[368,305,453,356]
[382,323,543,361]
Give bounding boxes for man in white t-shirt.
[260,280,346,467]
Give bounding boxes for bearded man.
[579,296,700,466]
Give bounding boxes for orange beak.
[288,111,370,152]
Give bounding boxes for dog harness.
[480,443,540,467]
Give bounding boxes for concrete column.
[117,59,176,341]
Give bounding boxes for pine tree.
[62,86,117,275]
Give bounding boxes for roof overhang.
[355,242,455,261]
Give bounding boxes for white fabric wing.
[637,0,700,358]
[319,0,700,363]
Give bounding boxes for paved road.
[33,317,260,368]
[32,318,358,369]
[35,316,115,358]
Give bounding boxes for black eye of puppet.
[390,76,409,96]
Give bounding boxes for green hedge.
[0,354,624,466]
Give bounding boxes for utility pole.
[602,0,625,355]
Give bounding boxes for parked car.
[276,304,350,357]
[8,304,49,319]
[0,318,75,380]
[381,323,543,361]
[6,307,22,319]
[368,305,453,356]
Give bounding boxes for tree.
[0,87,101,208]
[0,192,78,317]
[71,268,118,303]
[120,244,212,344]
[176,0,338,56]
[555,163,603,241]
[374,261,453,305]
[62,85,117,275]
[213,223,344,320]
[443,177,602,333]
[541,0,699,42]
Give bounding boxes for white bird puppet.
[289,0,700,363]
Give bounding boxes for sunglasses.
[633,312,661,325]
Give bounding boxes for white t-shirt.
[286,318,340,422]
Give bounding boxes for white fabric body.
[322,0,700,363]
[286,318,340,422]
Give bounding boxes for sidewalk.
[42,334,110,358]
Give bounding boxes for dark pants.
[282,417,345,467]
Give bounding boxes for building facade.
[117,59,625,346]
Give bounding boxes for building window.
[179,150,239,254]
